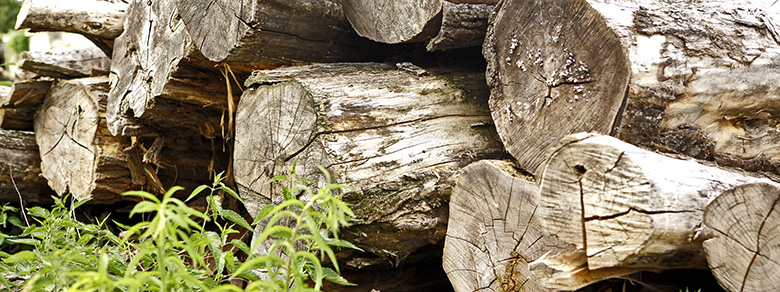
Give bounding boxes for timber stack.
[3,0,780,291]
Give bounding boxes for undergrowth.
[0,165,358,292]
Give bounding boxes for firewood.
[0,128,53,204]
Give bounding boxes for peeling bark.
[537,133,778,289]
[703,183,780,292]
[235,63,508,263]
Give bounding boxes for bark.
[175,0,387,65]
[443,159,637,292]
[703,183,780,292]
[107,0,232,137]
[0,128,54,204]
[483,0,780,174]
[16,47,110,80]
[35,77,228,204]
[15,0,129,55]
[536,133,778,289]
[234,63,508,262]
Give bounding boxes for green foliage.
[0,168,358,292]
[0,0,21,35]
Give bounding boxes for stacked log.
[234,62,508,262]
[0,128,53,204]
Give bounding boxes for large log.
[536,133,778,290]
[108,0,230,137]
[483,0,780,174]
[342,0,493,51]
[174,0,387,65]
[235,63,508,262]
[703,183,780,292]
[35,77,228,204]
[15,0,129,55]
[0,128,54,204]
[443,160,638,292]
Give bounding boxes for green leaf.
[187,184,210,202]
[266,175,288,184]
[122,190,160,203]
[230,239,250,254]
[7,237,40,246]
[27,206,49,218]
[129,201,158,217]
[72,197,92,209]
[208,195,223,216]
[4,250,36,263]
[323,267,355,286]
[221,209,252,231]
[220,185,244,205]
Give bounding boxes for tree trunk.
[536,132,778,289]
[443,159,637,292]
[35,77,228,204]
[703,183,780,292]
[15,0,129,55]
[0,128,54,204]
[483,0,780,174]
[234,62,508,263]
[16,47,110,80]
[107,0,232,137]
[174,0,387,65]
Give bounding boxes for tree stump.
[234,62,508,262]
[483,0,780,174]
[107,0,228,137]
[703,183,780,292]
[15,0,129,55]
[175,0,385,65]
[536,132,778,290]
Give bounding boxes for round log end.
[342,0,443,44]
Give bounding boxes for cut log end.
[343,0,443,44]
[703,183,780,292]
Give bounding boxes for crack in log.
[741,194,780,292]
[605,151,625,173]
[584,207,696,221]
[283,114,487,162]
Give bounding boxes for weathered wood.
[235,63,508,262]
[425,2,492,52]
[108,0,231,137]
[1,81,52,131]
[444,159,637,292]
[16,47,110,80]
[0,128,54,204]
[703,183,780,292]
[483,0,780,174]
[175,0,385,65]
[15,0,129,55]
[536,133,778,290]
[35,76,229,204]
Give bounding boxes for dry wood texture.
[536,132,778,289]
[175,0,385,65]
[15,0,129,54]
[36,77,228,204]
[1,80,52,131]
[444,159,636,292]
[703,183,780,292]
[425,2,492,52]
[16,47,110,80]
[0,128,53,204]
[235,63,507,262]
[107,0,229,137]
[484,0,780,175]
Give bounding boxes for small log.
[443,160,636,292]
[16,47,110,80]
[0,128,54,204]
[175,0,385,64]
[0,108,35,131]
[15,0,129,55]
[483,0,780,174]
[703,183,780,292]
[35,77,228,204]
[536,133,777,290]
[108,0,230,137]
[235,63,508,262]
[1,81,52,131]
[343,0,493,51]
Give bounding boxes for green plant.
[0,167,358,292]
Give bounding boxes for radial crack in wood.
[703,183,780,292]
[539,133,778,279]
[235,63,508,263]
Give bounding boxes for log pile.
[6,0,780,291]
